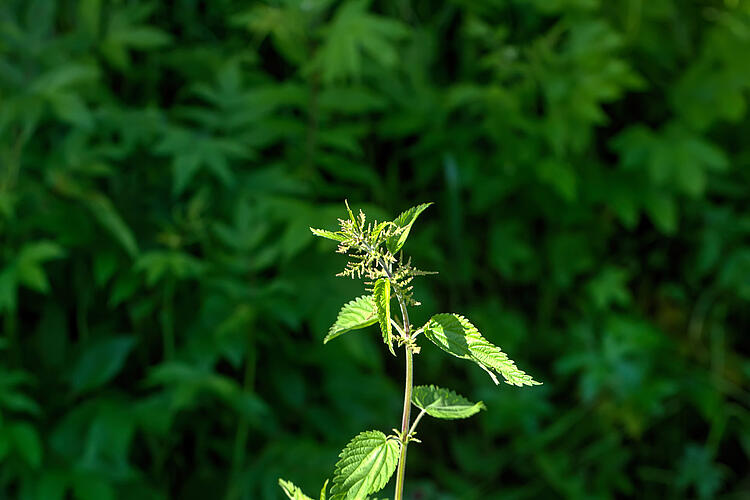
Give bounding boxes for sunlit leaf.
[324,295,378,343]
[330,430,400,500]
[279,479,315,500]
[412,385,486,419]
[386,203,431,254]
[373,278,394,355]
[423,313,540,387]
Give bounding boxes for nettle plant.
[279,202,540,500]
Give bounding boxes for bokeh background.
[1,0,750,498]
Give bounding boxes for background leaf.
[0,0,748,497]
[69,336,136,394]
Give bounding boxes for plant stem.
[361,236,415,499]
[226,337,257,500]
[4,309,18,367]
[394,345,413,500]
[161,278,175,360]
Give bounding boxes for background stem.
[225,336,257,500]
[161,278,175,360]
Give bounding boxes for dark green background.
[1,0,749,498]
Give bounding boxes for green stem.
[226,339,257,500]
[161,278,175,360]
[4,309,17,366]
[394,346,413,500]
[360,236,415,499]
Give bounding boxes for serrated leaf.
[325,295,378,343]
[279,479,315,500]
[386,203,431,253]
[310,227,345,242]
[422,313,541,387]
[373,278,394,355]
[330,430,400,500]
[411,385,486,419]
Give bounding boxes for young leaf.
[411,385,486,419]
[325,295,378,344]
[345,199,357,223]
[310,227,346,242]
[386,203,432,253]
[330,430,400,500]
[373,278,394,355]
[422,313,541,387]
[279,479,314,500]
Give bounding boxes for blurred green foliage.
[1,0,749,498]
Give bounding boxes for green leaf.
[645,193,678,234]
[36,472,67,500]
[17,240,65,265]
[49,172,138,257]
[85,193,139,258]
[315,0,409,83]
[135,250,205,286]
[30,64,99,93]
[277,479,330,500]
[411,385,486,419]
[109,26,173,49]
[69,336,136,394]
[330,430,400,500]
[0,268,17,312]
[15,241,65,293]
[345,199,357,223]
[71,475,114,500]
[10,422,42,468]
[422,313,541,387]
[310,227,345,242]
[386,203,432,254]
[373,278,394,355]
[279,479,315,500]
[0,432,8,461]
[324,295,378,344]
[49,92,93,128]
